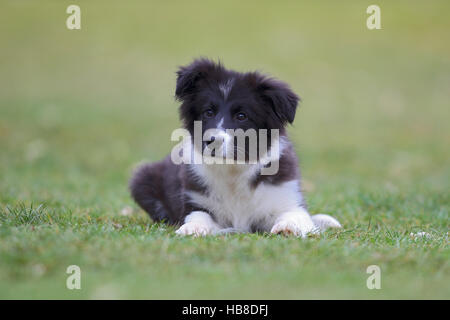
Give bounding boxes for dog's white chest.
[187,164,303,231]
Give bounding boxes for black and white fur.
[130,58,341,237]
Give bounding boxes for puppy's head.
[175,58,300,160]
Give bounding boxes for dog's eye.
[203,109,215,119]
[235,112,247,121]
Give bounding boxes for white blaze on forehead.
[217,117,224,129]
[219,78,235,100]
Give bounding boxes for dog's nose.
[206,135,216,147]
[205,131,231,148]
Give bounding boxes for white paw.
[175,222,213,237]
[271,217,316,238]
[311,214,342,231]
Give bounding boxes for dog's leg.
[271,209,342,237]
[175,211,220,236]
[270,208,317,238]
[311,214,342,231]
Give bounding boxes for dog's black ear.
[175,58,218,101]
[257,76,300,124]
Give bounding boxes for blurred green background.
[0,0,449,299]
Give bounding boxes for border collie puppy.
[130,58,341,237]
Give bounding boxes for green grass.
[0,0,449,299]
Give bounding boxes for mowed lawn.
[0,1,449,299]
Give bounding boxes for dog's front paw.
[271,213,316,238]
[175,222,213,237]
